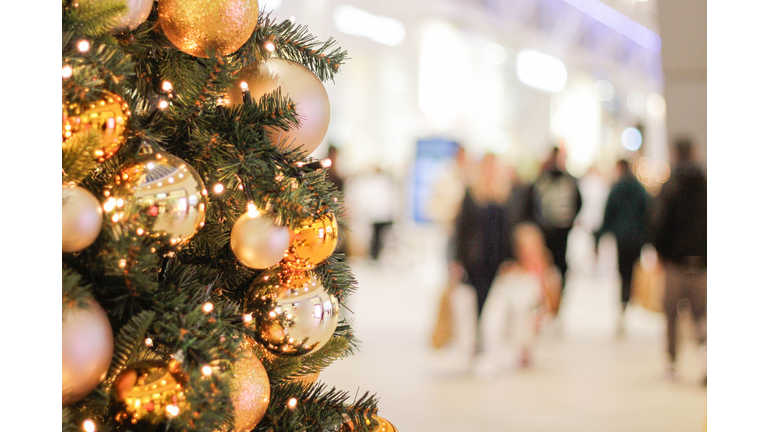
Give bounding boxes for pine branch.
[62,267,94,312]
[103,310,157,390]
[246,14,349,82]
[64,0,127,37]
[62,129,104,183]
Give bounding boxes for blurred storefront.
[264,0,673,212]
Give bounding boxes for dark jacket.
[597,172,650,246]
[652,160,707,267]
[532,169,582,230]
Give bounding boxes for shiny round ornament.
[158,0,260,58]
[104,151,207,247]
[63,298,114,405]
[62,184,103,252]
[371,416,399,432]
[227,59,331,154]
[282,212,339,270]
[114,360,188,422]
[231,211,291,269]
[229,344,271,431]
[62,92,130,162]
[244,265,339,356]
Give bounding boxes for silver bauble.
[63,298,114,405]
[114,0,154,31]
[230,211,291,269]
[244,265,339,356]
[227,59,331,154]
[62,184,104,253]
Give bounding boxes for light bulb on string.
[77,40,90,52]
[240,81,253,105]
[287,398,297,409]
[62,65,73,79]
[201,365,213,376]
[213,183,225,194]
[82,419,96,432]
[158,99,169,110]
[264,40,276,52]
[162,81,173,92]
[202,302,214,313]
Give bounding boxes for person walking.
[532,146,582,297]
[652,138,707,383]
[596,159,650,335]
[453,153,513,318]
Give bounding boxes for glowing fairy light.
[265,40,276,52]
[144,338,153,347]
[77,40,90,52]
[243,313,253,323]
[287,398,297,408]
[247,203,259,217]
[158,100,169,110]
[213,183,225,194]
[201,365,213,376]
[161,81,173,92]
[62,65,73,79]
[202,302,214,313]
[82,419,96,432]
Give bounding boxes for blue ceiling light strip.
[561,0,662,51]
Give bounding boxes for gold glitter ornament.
[229,343,271,431]
[62,92,130,163]
[344,415,399,432]
[63,298,114,405]
[227,59,331,154]
[158,0,259,58]
[114,360,189,422]
[104,150,207,248]
[282,212,339,271]
[244,265,339,356]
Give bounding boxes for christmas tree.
[61,1,395,430]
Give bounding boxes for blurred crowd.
[326,137,707,385]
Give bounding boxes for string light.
[243,313,253,323]
[202,302,214,313]
[158,100,169,110]
[161,81,173,92]
[240,81,253,104]
[213,183,225,194]
[287,398,297,408]
[166,405,180,417]
[62,65,73,79]
[289,16,296,23]
[201,365,213,376]
[82,419,96,432]
[264,40,276,52]
[322,158,332,168]
[247,203,259,217]
[77,40,90,52]
[144,338,153,347]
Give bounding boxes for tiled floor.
[321,227,707,432]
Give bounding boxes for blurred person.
[574,165,611,273]
[359,166,396,261]
[652,138,707,383]
[428,145,470,230]
[453,153,513,318]
[532,146,582,298]
[503,166,536,260]
[326,145,349,257]
[474,222,561,376]
[595,159,650,335]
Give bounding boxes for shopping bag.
[430,285,454,349]
[631,260,665,313]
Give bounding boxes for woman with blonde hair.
[452,153,513,318]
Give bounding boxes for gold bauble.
[62,184,104,252]
[115,360,188,422]
[282,213,338,271]
[229,343,271,431]
[104,151,207,247]
[227,59,331,154]
[230,211,291,269]
[63,298,114,406]
[370,416,399,432]
[158,0,259,58]
[62,92,130,162]
[244,265,339,356]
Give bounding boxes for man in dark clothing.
[652,138,707,382]
[596,159,650,333]
[532,147,582,294]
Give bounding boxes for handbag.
[631,260,665,313]
[430,284,454,349]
